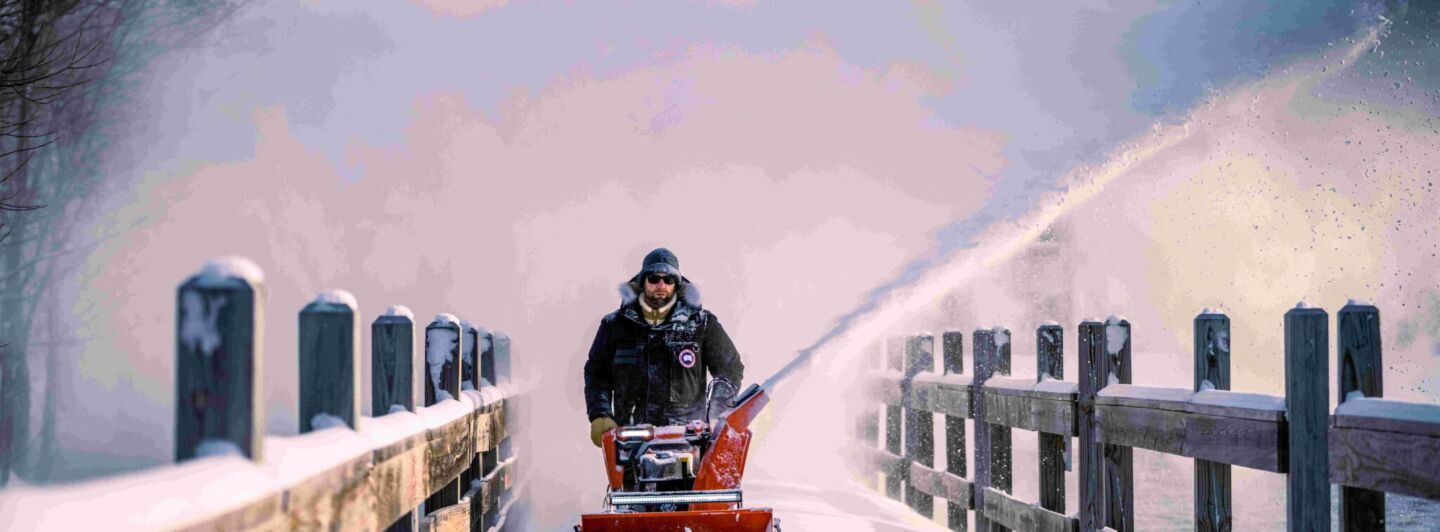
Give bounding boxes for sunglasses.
[644,274,677,286]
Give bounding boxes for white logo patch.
[678,349,697,368]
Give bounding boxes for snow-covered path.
[742,475,947,531]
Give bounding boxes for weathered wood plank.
[905,335,936,517]
[426,413,476,494]
[1284,304,1330,532]
[1032,397,1077,437]
[910,460,976,510]
[1093,403,1285,472]
[935,381,973,418]
[299,292,361,433]
[371,433,429,530]
[175,259,265,462]
[282,453,377,530]
[943,330,970,531]
[1338,302,1385,530]
[981,487,1078,532]
[422,499,469,532]
[975,327,1014,531]
[1077,320,1104,532]
[1101,317,1133,532]
[1095,403,1186,456]
[373,309,418,416]
[983,389,1033,431]
[1183,411,1285,473]
[1037,323,1066,516]
[1330,426,1440,502]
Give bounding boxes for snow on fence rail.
[851,303,1440,532]
[0,257,525,531]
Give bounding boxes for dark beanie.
[640,247,681,277]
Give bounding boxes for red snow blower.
[577,382,778,532]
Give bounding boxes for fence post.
[1284,302,1330,532]
[373,306,417,416]
[885,335,905,501]
[1194,310,1232,532]
[943,331,968,531]
[374,306,420,532]
[175,257,265,462]
[424,314,463,512]
[462,322,480,392]
[480,329,497,387]
[1078,319,1104,532]
[1037,323,1065,515]
[299,290,360,433]
[905,334,936,518]
[1338,301,1384,530]
[973,328,1012,531]
[1102,316,1134,532]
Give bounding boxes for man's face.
[643,273,676,306]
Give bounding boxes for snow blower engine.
[577,382,778,532]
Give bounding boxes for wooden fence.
[852,302,1440,531]
[0,257,524,531]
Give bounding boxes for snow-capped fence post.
[1036,323,1065,516]
[1337,302,1384,530]
[1101,317,1134,532]
[1077,319,1105,532]
[372,306,418,415]
[298,290,361,433]
[462,322,480,392]
[493,331,512,386]
[424,314,463,512]
[904,334,936,518]
[478,328,499,502]
[885,335,905,501]
[480,329,497,387]
[459,322,483,504]
[174,257,266,462]
[1284,303,1330,532]
[972,327,1012,531]
[942,331,968,531]
[1193,310,1231,532]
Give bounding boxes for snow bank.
[262,428,372,487]
[431,313,460,327]
[416,394,473,430]
[0,455,276,530]
[359,410,426,449]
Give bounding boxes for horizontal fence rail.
[853,303,1440,531]
[0,257,526,531]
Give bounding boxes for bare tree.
[0,0,243,487]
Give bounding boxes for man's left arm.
[702,313,744,414]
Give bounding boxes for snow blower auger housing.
[577,383,778,532]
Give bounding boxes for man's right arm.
[582,317,615,422]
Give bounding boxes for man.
[584,247,744,447]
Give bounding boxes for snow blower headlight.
[617,427,654,442]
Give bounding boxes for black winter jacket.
[583,279,744,426]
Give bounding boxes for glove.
[589,416,617,447]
